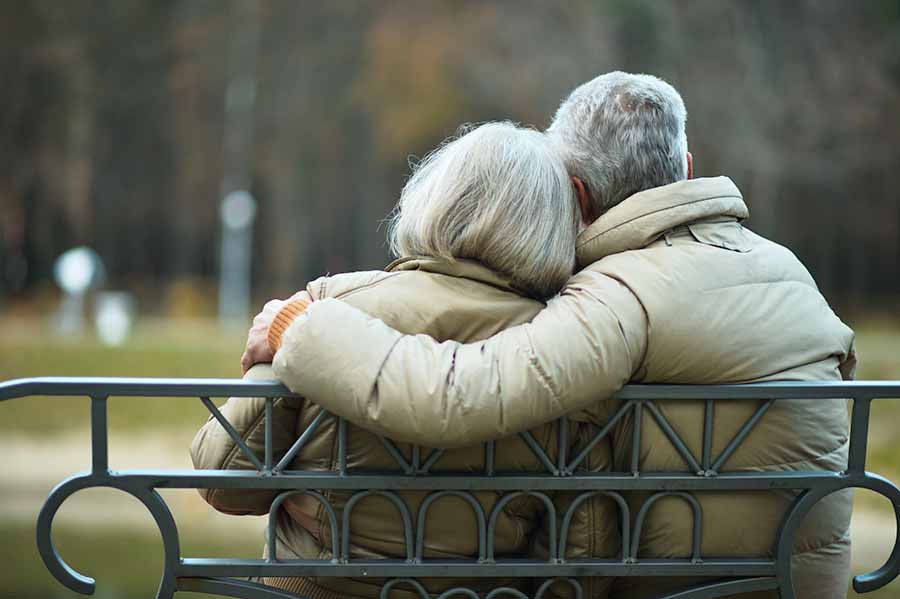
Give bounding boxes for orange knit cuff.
[268,298,311,354]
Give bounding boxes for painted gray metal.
[2,377,900,599]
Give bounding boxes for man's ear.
[686,151,694,180]
[572,177,593,225]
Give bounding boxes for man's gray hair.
[389,121,579,299]
[547,71,688,214]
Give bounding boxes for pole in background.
[218,0,260,327]
[219,190,257,325]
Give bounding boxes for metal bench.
[2,377,899,599]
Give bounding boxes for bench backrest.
[2,377,899,599]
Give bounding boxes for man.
[244,72,856,598]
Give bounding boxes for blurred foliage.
[1,0,898,310]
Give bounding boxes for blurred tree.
[0,0,897,311]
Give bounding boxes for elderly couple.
[192,72,856,599]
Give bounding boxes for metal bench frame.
[2,377,899,599]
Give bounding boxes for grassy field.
[1,315,899,598]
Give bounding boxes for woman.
[191,122,615,598]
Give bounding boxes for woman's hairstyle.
[388,121,579,300]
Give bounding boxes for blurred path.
[1,431,264,539]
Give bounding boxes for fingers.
[241,336,272,373]
[243,296,295,374]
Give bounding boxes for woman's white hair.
[547,71,688,214]
[389,121,579,300]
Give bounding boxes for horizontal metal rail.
[79,469,852,491]
[3,377,900,599]
[176,558,779,578]
[3,376,900,400]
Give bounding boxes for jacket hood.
[576,176,749,267]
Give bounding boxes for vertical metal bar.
[411,445,421,473]
[702,399,714,473]
[485,440,495,476]
[264,398,273,474]
[847,397,872,474]
[631,401,643,475]
[90,396,108,474]
[558,415,569,475]
[338,416,347,476]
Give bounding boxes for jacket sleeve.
[272,266,647,448]
[839,338,857,381]
[190,363,302,515]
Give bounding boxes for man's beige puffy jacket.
[271,177,857,599]
[192,257,618,599]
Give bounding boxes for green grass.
[0,318,244,436]
[0,519,259,599]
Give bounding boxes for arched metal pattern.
[36,474,182,599]
[415,491,487,562]
[485,587,530,599]
[3,377,900,599]
[379,578,430,599]
[487,492,557,562]
[341,490,415,562]
[775,473,900,598]
[436,588,482,599]
[632,492,703,563]
[558,491,631,560]
[267,490,339,563]
[535,578,583,599]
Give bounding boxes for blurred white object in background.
[218,190,257,327]
[94,291,136,346]
[53,247,104,335]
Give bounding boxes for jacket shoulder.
[306,270,400,300]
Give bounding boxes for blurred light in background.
[53,246,104,335]
[94,291,136,347]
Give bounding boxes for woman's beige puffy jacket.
[191,257,616,599]
[268,177,858,599]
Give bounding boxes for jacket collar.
[387,256,521,294]
[575,176,749,267]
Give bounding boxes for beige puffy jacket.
[191,257,616,599]
[270,177,857,599]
